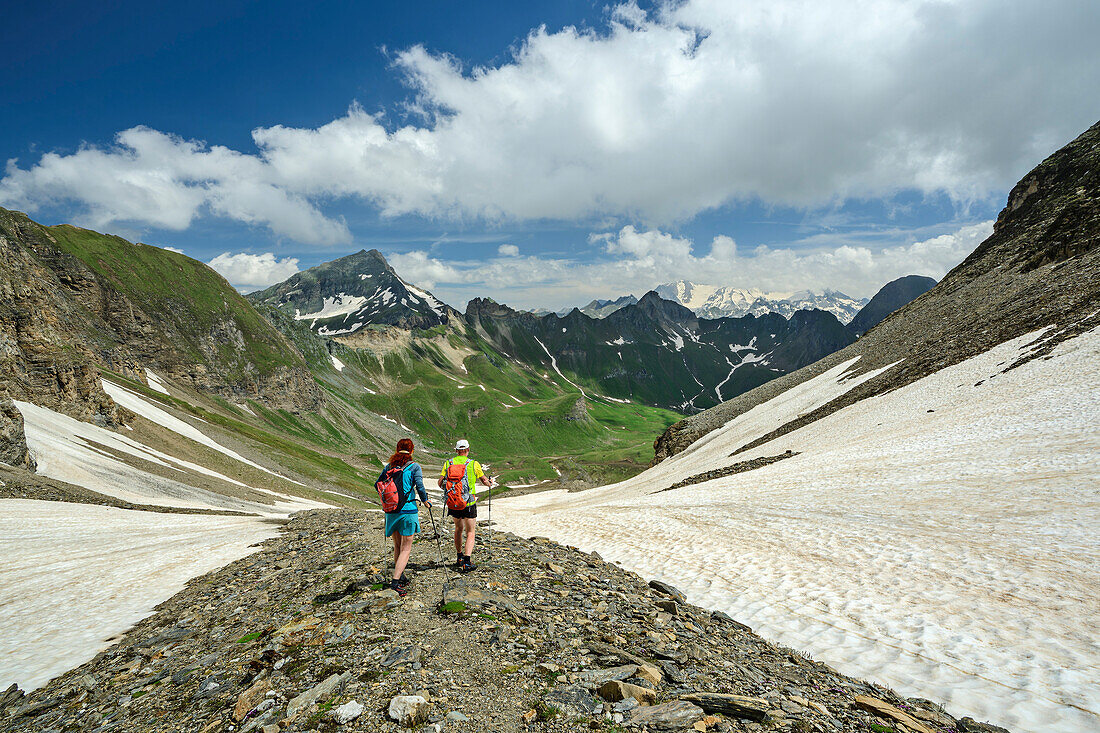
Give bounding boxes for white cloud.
[399,221,994,310]
[207,252,300,292]
[497,244,519,256]
[1,1,1096,240]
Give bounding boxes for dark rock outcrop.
[847,275,938,337]
[0,396,35,471]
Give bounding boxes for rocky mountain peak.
[249,248,450,334]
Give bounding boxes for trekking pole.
[487,475,494,560]
[425,501,444,564]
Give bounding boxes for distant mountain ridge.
[464,290,855,412]
[656,280,869,323]
[250,250,934,414]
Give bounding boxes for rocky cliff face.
[0,208,323,451]
[654,119,1100,462]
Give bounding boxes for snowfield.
[496,327,1100,732]
[0,500,279,692]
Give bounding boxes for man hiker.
[439,438,492,572]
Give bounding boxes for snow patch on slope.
[496,329,1100,732]
[144,369,170,395]
[0,499,278,691]
[295,294,368,321]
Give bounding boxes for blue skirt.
[385,511,421,537]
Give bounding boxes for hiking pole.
[487,475,495,561]
[425,501,444,564]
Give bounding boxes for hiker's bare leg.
[453,516,463,555]
[394,534,413,580]
[462,517,476,556]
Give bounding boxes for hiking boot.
[459,556,477,573]
[453,554,466,571]
[391,578,408,597]
[396,574,411,588]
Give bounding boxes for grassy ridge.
[47,224,303,377]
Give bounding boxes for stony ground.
[0,508,1010,733]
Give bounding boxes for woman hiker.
[378,438,430,596]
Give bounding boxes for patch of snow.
[363,386,377,395]
[510,395,523,404]
[359,273,372,279]
[330,354,345,372]
[562,327,567,333]
[0,499,278,691]
[606,336,628,346]
[143,369,170,396]
[317,324,359,336]
[379,415,398,424]
[730,337,757,352]
[669,332,685,351]
[235,403,255,416]
[402,281,445,317]
[496,329,1100,732]
[294,293,368,321]
[15,399,322,515]
[479,384,487,392]
[533,336,587,397]
[102,381,306,487]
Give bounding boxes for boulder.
[233,678,271,721]
[635,663,663,685]
[543,686,603,717]
[286,672,349,720]
[598,680,657,705]
[388,695,429,726]
[648,580,687,603]
[853,695,934,733]
[334,700,364,724]
[958,717,1010,733]
[574,664,638,687]
[682,692,769,721]
[629,700,704,729]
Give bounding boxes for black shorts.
[447,504,478,519]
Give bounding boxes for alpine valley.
[0,112,1096,733]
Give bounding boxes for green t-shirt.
[441,455,484,501]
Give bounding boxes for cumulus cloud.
[497,244,520,256]
[403,221,994,310]
[1,1,1097,240]
[207,252,300,291]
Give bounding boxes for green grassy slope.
[47,224,303,378]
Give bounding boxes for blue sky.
[2,1,1098,309]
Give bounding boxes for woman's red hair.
[389,438,415,468]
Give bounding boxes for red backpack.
[376,464,410,513]
[443,459,472,511]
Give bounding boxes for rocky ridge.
[0,208,322,425]
[0,509,1010,733]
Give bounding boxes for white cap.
[455,439,470,450]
